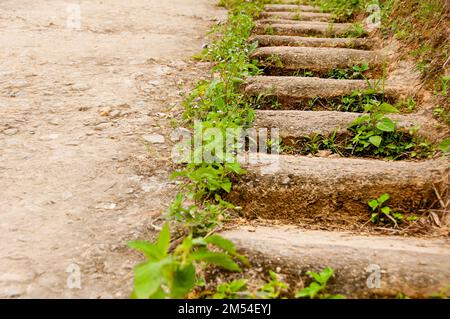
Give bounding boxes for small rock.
[117,154,128,162]
[95,203,117,210]
[94,123,110,131]
[109,110,121,118]
[3,128,18,136]
[48,119,60,126]
[78,106,91,112]
[100,107,112,116]
[143,134,165,144]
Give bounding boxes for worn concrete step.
[264,4,322,12]
[222,226,450,298]
[227,154,448,226]
[251,35,370,49]
[257,18,322,25]
[251,47,383,75]
[259,11,332,22]
[253,21,354,37]
[254,110,440,142]
[245,76,408,106]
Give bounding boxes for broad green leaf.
[128,241,161,261]
[318,267,334,284]
[205,235,236,254]
[369,135,382,148]
[378,193,390,204]
[376,117,395,132]
[306,271,322,284]
[230,279,247,291]
[170,264,196,298]
[192,237,208,246]
[351,115,370,126]
[157,223,171,256]
[132,260,165,299]
[191,251,241,271]
[379,102,399,114]
[296,282,322,299]
[226,162,246,175]
[221,181,232,193]
[368,199,379,211]
[381,206,391,215]
[438,138,450,154]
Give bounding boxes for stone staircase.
[222,3,450,298]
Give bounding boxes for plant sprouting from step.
[256,271,289,299]
[327,63,369,80]
[167,193,236,237]
[348,101,434,159]
[128,223,248,299]
[264,26,275,35]
[368,193,403,226]
[264,54,284,68]
[213,279,249,299]
[212,271,289,299]
[296,267,345,299]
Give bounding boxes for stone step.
[222,226,450,298]
[244,76,408,107]
[264,4,322,13]
[227,153,448,227]
[251,46,383,75]
[251,35,370,49]
[253,21,354,37]
[254,110,440,142]
[259,11,332,22]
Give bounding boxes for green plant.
[172,162,245,200]
[433,106,450,124]
[213,279,249,299]
[296,267,345,299]
[438,138,450,155]
[256,271,289,299]
[430,285,450,299]
[167,193,235,236]
[292,69,314,77]
[368,193,403,226]
[265,54,284,68]
[129,223,248,299]
[348,102,434,159]
[343,22,368,38]
[264,26,275,35]
[130,0,264,300]
[327,63,369,79]
[289,130,344,156]
[282,98,436,160]
[314,0,369,21]
[396,97,416,112]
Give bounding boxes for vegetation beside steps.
[127,0,449,299]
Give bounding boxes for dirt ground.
[0,0,224,298]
